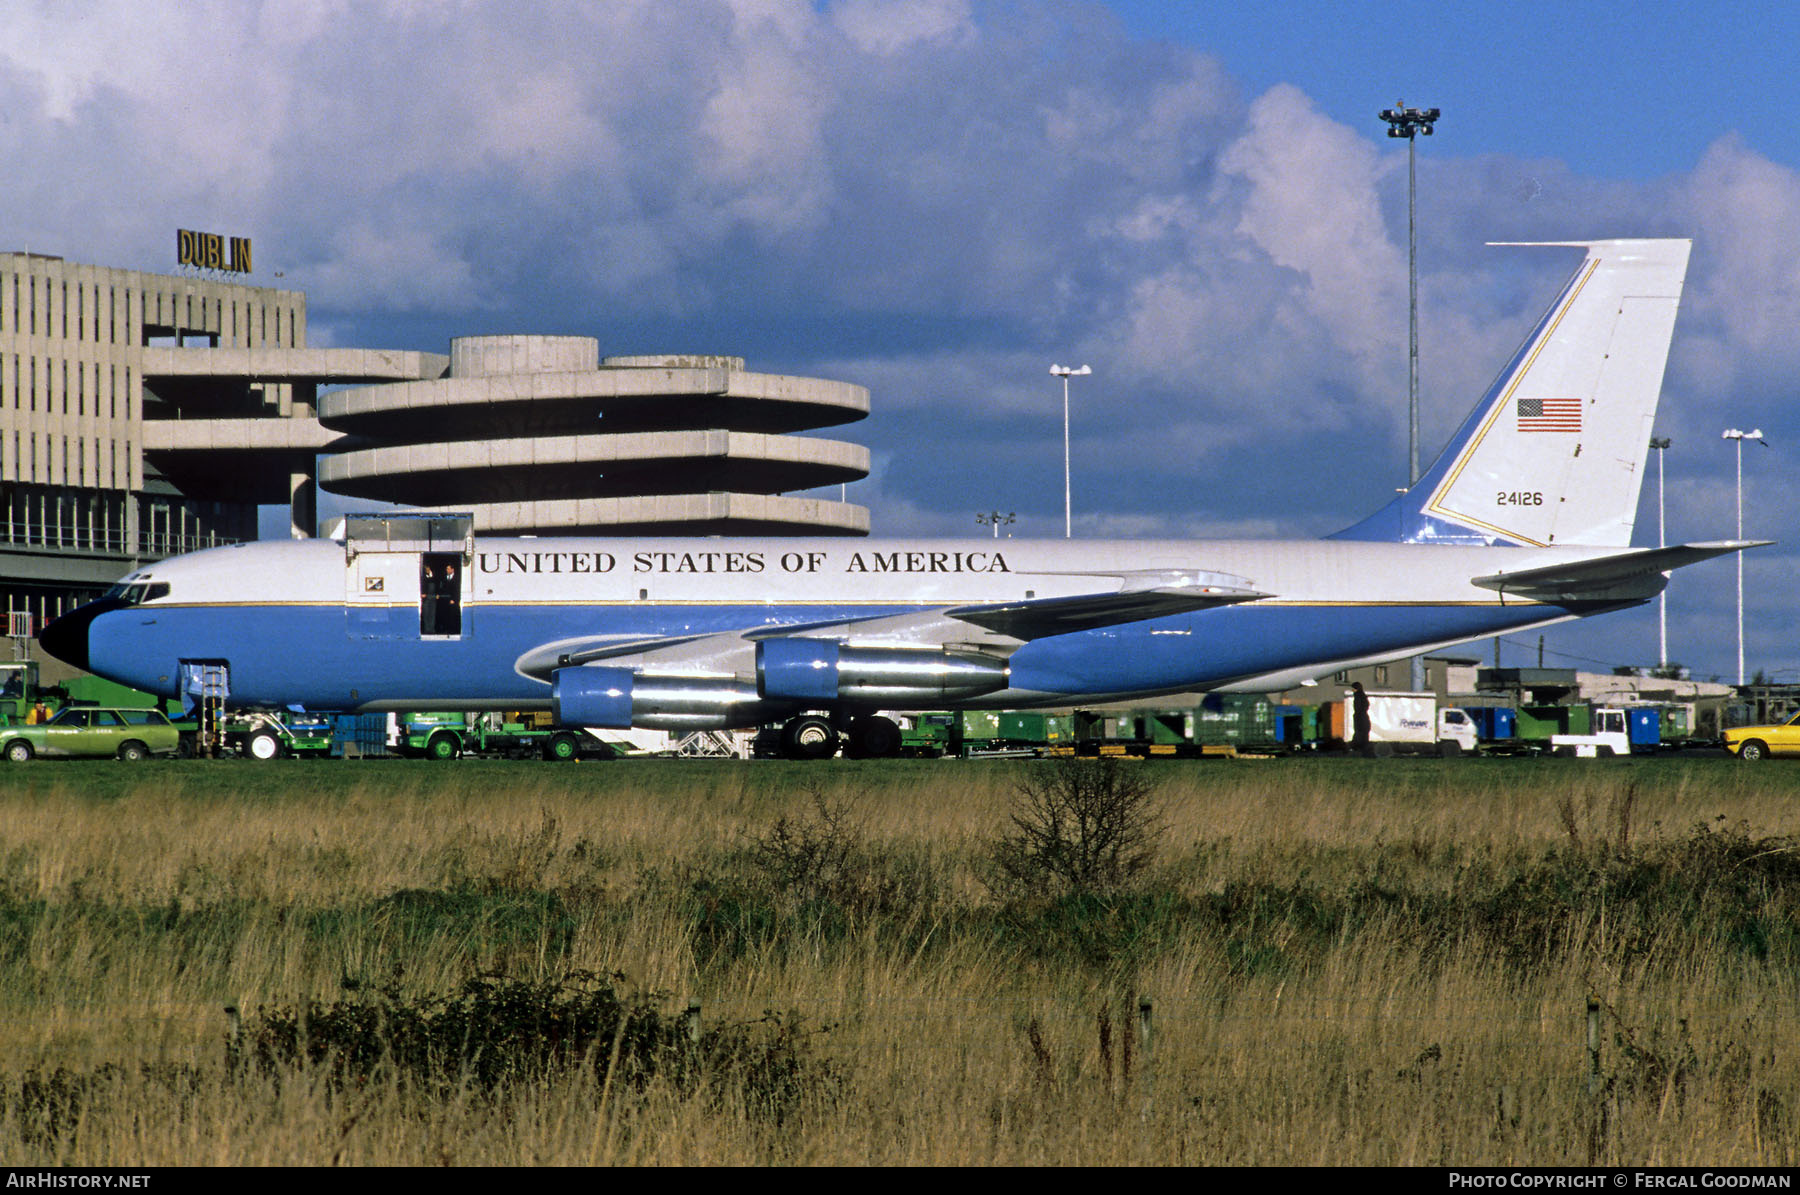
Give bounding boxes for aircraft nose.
[38,598,126,672]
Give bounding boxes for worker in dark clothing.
[1351,682,1371,755]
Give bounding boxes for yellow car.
[1725,712,1800,762]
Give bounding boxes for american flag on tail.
[1517,397,1581,433]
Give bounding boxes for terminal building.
[0,249,870,637]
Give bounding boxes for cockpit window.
[101,581,172,606]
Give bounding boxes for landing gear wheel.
[544,732,580,762]
[245,730,283,761]
[782,715,839,760]
[426,732,460,761]
[850,715,903,759]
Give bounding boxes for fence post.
[1137,994,1154,1118]
[1585,996,1608,1166]
[223,1004,243,1076]
[1586,998,1600,1096]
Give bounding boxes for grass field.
[0,754,1796,1165]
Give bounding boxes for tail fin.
[1332,238,1691,547]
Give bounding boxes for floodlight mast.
[1649,437,1672,668]
[1378,101,1440,489]
[1722,427,1767,686]
[1050,364,1091,538]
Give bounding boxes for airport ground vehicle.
[1547,707,1666,757]
[0,661,176,725]
[396,712,611,760]
[208,711,336,760]
[1723,711,1800,761]
[1312,690,1478,756]
[0,706,180,760]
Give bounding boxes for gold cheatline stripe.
[150,596,1532,611]
[1421,256,1601,547]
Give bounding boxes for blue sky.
[1109,1,1800,182]
[3,0,1793,684]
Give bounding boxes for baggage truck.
[1551,707,1650,757]
[1329,690,1478,756]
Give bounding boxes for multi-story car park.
[0,248,871,646]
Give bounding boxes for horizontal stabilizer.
[1472,540,1769,602]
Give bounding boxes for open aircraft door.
[342,513,474,641]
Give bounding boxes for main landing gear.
[777,713,904,760]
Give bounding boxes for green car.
[1,707,180,761]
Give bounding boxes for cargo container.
[1136,710,1192,745]
[332,713,391,759]
[1273,704,1306,746]
[997,711,1075,748]
[1193,694,1279,748]
[1625,707,1659,750]
[1516,703,1591,742]
[1459,706,1517,743]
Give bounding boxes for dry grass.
[1,755,1797,1164]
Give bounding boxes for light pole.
[1050,364,1090,538]
[1722,427,1767,685]
[1649,436,1671,668]
[976,511,1015,539]
[1378,101,1440,488]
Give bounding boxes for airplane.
[40,238,1767,759]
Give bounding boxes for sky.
[2,0,1794,685]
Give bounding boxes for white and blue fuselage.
[69,532,1640,713]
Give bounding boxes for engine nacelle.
[756,639,1008,705]
[552,666,792,731]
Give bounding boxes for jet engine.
[755,639,1009,704]
[551,666,792,731]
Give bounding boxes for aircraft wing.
[1472,540,1770,602]
[946,570,1270,639]
[516,569,1269,679]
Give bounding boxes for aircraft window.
[101,582,169,606]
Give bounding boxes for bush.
[985,757,1166,901]
[239,971,841,1119]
